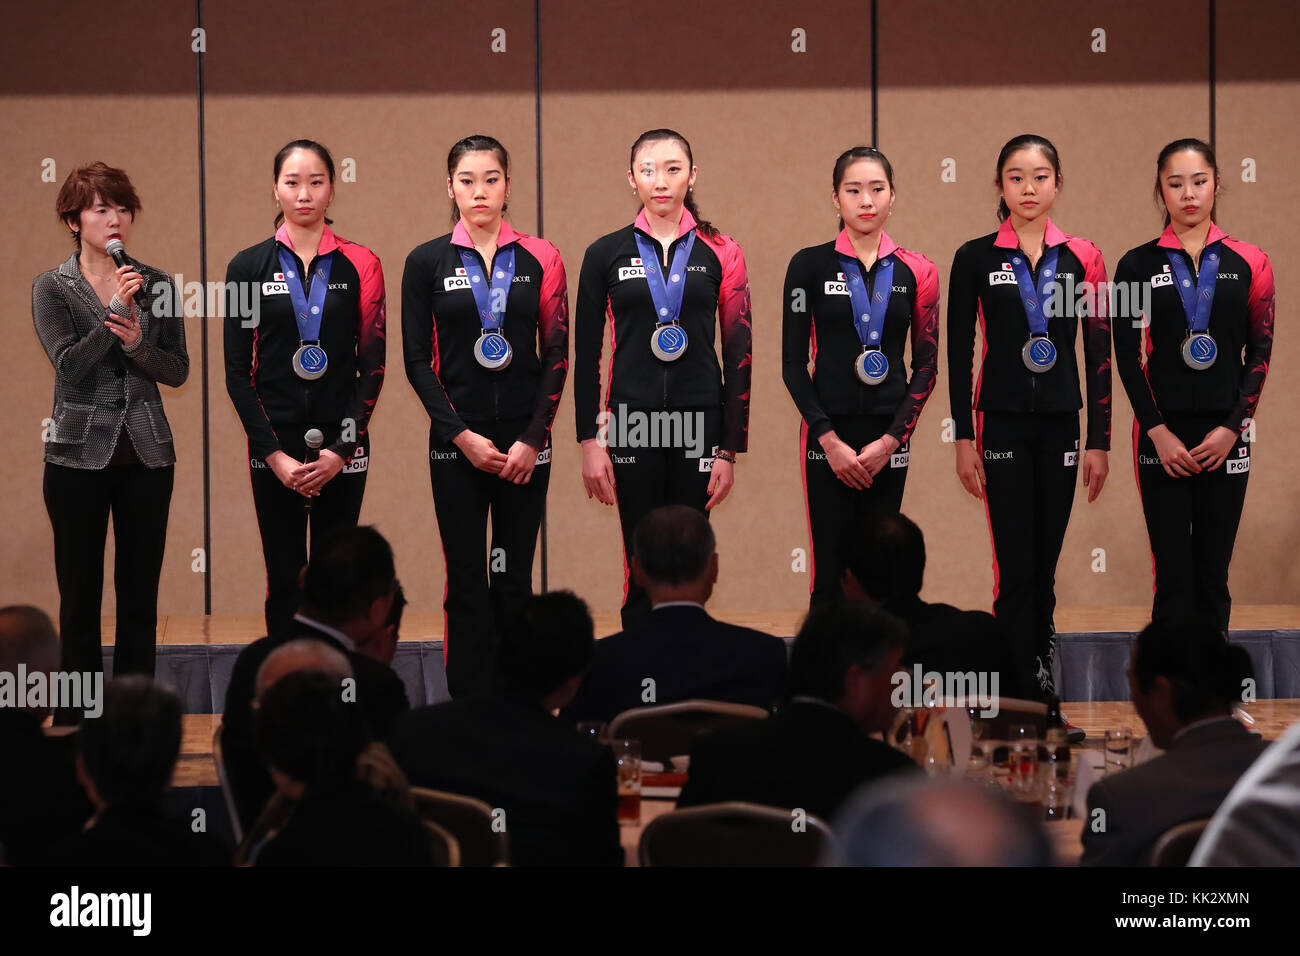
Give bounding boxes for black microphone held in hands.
[303,428,323,512]
[105,237,130,270]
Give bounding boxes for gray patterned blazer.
[32,254,189,469]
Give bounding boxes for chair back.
[1149,818,1212,867]
[410,787,509,866]
[212,724,244,845]
[639,801,833,866]
[421,818,461,867]
[606,699,769,763]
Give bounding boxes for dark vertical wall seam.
[870,0,879,145]
[1208,0,1217,146]
[534,0,548,592]
[196,0,212,614]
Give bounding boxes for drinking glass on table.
[1007,724,1039,801]
[923,751,946,777]
[1104,727,1134,774]
[610,738,642,825]
[1043,727,1072,819]
[888,707,914,754]
[967,711,992,779]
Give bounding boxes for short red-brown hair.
[56,162,141,247]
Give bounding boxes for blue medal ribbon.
[458,245,516,331]
[838,253,894,353]
[1166,244,1221,334]
[634,229,696,326]
[277,246,333,343]
[1006,245,1060,337]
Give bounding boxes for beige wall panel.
[203,1,537,617]
[1,2,202,618]
[879,0,1212,612]
[5,0,1295,632]
[1216,0,1300,604]
[540,1,873,616]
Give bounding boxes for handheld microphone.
[105,237,130,270]
[303,429,324,512]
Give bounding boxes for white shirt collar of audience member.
[292,612,356,652]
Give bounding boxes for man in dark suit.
[560,505,788,725]
[842,510,1029,701]
[1190,721,1300,867]
[677,601,917,823]
[222,525,409,830]
[1082,618,1268,866]
[0,606,93,864]
[388,591,622,867]
[49,676,227,866]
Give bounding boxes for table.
[620,797,676,867]
[619,789,1085,866]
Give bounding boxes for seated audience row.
[4,500,1298,868]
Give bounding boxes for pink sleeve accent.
[1068,237,1112,450]
[333,242,387,461]
[701,232,752,453]
[887,249,940,444]
[1223,238,1276,433]
[517,236,571,448]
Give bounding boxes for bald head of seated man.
[254,639,353,703]
[832,775,1053,867]
[244,640,409,850]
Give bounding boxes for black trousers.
[978,410,1080,699]
[1134,413,1250,633]
[429,419,551,698]
[249,431,368,638]
[802,415,909,612]
[44,460,174,724]
[608,406,722,629]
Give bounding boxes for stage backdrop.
[2,0,1295,626]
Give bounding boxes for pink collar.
[635,205,698,239]
[450,218,522,249]
[1157,221,1228,250]
[834,228,899,261]
[275,222,342,257]
[993,216,1068,250]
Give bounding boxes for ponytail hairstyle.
[993,133,1062,223]
[1154,138,1221,228]
[832,146,896,231]
[1132,618,1253,725]
[273,139,335,228]
[446,134,511,225]
[629,128,719,239]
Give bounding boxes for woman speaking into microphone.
[574,128,753,627]
[782,146,940,611]
[1113,139,1274,631]
[34,162,188,720]
[225,139,386,638]
[402,135,569,697]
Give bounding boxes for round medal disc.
[292,343,328,381]
[474,331,513,370]
[854,348,889,385]
[1181,332,1217,370]
[1022,336,1057,373]
[650,323,688,362]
